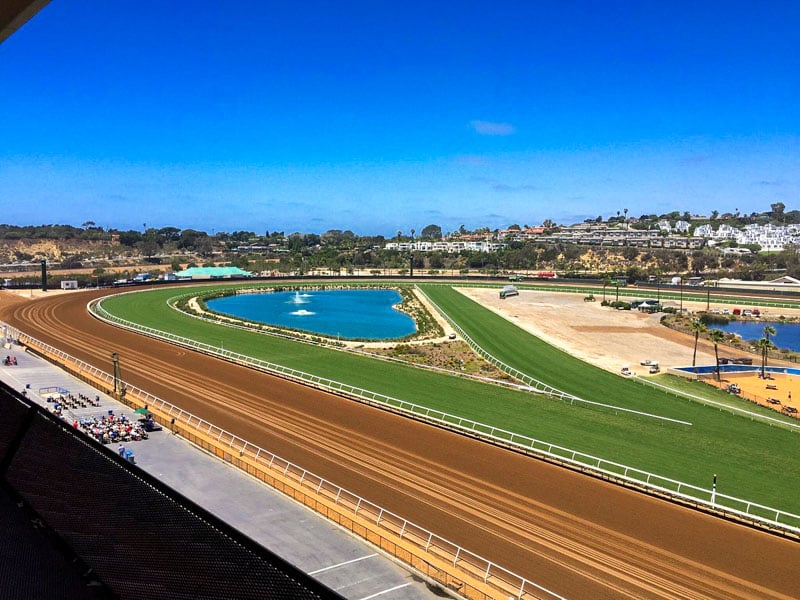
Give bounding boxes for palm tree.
[708,329,725,382]
[756,337,774,379]
[602,274,612,301]
[690,319,707,367]
[761,325,777,377]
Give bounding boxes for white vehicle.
[499,285,519,299]
[620,366,632,376]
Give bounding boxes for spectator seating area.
[74,412,150,444]
[44,392,101,414]
[0,379,342,600]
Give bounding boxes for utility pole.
[112,352,121,396]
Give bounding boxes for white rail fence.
[81,303,800,536]
[4,323,562,600]
[636,374,800,432]
[414,285,692,425]
[165,287,534,391]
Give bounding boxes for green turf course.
[99,284,800,515]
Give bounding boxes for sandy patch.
[456,287,720,375]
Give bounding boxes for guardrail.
[636,374,800,433]
[4,323,564,600]
[80,299,800,537]
[414,285,692,425]
[165,287,533,391]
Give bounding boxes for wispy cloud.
[470,176,537,192]
[754,179,784,186]
[679,154,710,166]
[455,154,489,166]
[469,120,515,136]
[493,183,538,193]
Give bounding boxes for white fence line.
[3,323,563,600]
[414,285,692,425]
[166,287,534,391]
[636,375,800,432]
[76,302,800,536]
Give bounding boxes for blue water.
[206,289,417,340]
[716,321,800,352]
[675,365,800,375]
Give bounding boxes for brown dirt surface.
[2,288,800,599]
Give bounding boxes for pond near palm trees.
[205,289,417,340]
[716,321,800,351]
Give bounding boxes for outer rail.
[4,323,563,600]
[81,296,800,537]
[414,285,692,425]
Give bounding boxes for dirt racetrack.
[2,288,800,599]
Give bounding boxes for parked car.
[620,366,632,376]
[640,359,655,366]
[782,406,798,414]
[727,384,741,394]
[648,364,660,374]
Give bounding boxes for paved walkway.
[0,343,442,600]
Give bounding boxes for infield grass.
[99,284,800,515]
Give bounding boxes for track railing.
[165,287,531,390]
[4,323,564,600]
[414,285,692,425]
[79,301,800,536]
[636,373,800,432]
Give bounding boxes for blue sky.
[1,1,798,236]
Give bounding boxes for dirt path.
[457,287,744,375]
[2,288,799,599]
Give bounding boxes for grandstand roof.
[175,266,253,279]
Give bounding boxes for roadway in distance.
[2,287,799,600]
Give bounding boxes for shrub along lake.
[716,321,800,351]
[206,289,417,340]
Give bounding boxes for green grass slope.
[98,285,800,515]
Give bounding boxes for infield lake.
[716,320,800,351]
[205,289,417,340]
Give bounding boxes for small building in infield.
[174,266,253,280]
